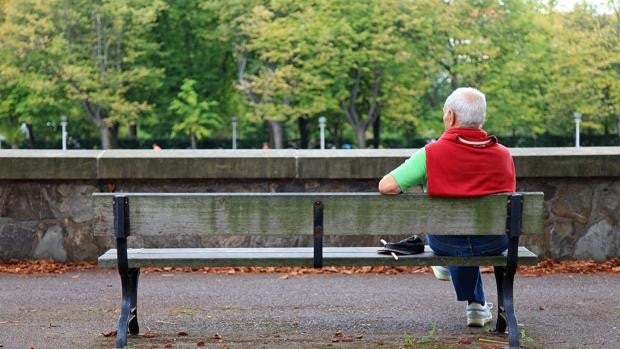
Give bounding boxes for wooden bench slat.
[93,192,544,237]
[97,246,538,268]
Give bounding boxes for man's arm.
[378,174,401,195]
[378,148,427,195]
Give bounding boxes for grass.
[402,324,461,349]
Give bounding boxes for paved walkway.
[0,270,618,348]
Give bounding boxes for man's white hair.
[443,87,486,127]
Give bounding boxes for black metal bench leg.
[493,266,507,334]
[503,265,520,349]
[115,237,134,348]
[116,264,131,348]
[113,195,134,348]
[128,267,140,335]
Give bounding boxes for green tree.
[169,79,223,149]
[0,0,67,148]
[237,0,431,148]
[0,0,165,149]
[142,0,238,145]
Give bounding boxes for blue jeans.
[427,235,508,305]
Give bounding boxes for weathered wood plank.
[97,246,538,268]
[93,192,544,237]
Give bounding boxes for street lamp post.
[573,112,582,148]
[231,116,238,150]
[60,115,68,151]
[318,116,326,150]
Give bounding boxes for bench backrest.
[93,192,544,237]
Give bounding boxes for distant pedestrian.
[152,144,162,151]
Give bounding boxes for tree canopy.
[0,0,618,149]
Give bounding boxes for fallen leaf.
[178,331,188,336]
[356,335,364,339]
[101,330,117,337]
[539,306,545,310]
[212,333,222,340]
[458,337,473,344]
[334,330,342,337]
[197,341,205,347]
[143,331,157,338]
[164,343,173,348]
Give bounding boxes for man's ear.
[448,110,458,127]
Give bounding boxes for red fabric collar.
[438,128,497,147]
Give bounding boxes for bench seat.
[98,246,538,269]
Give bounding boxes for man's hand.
[378,174,401,195]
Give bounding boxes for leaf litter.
[1,258,617,277]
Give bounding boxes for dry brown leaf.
[458,337,473,344]
[101,330,117,337]
[178,331,188,336]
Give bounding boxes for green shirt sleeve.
[390,147,427,193]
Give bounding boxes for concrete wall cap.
[0,147,618,179]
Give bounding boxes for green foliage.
[169,79,223,148]
[0,0,618,148]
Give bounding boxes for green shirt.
[390,147,427,192]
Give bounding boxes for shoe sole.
[467,316,492,327]
[377,247,424,255]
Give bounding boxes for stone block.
[33,225,67,262]
[64,219,99,261]
[0,220,38,260]
[574,220,618,261]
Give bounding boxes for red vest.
[425,128,515,197]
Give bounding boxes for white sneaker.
[431,266,451,281]
[466,302,493,327]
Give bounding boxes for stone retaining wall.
[1,148,618,261]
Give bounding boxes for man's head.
[442,87,486,130]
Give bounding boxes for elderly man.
[378,87,515,327]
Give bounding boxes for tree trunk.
[82,101,112,150]
[298,117,309,149]
[332,120,342,148]
[129,123,137,139]
[110,123,119,149]
[372,112,380,149]
[190,132,197,149]
[355,127,367,149]
[26,123,35,148]
[99,125,111,150]
[269,120,284,149]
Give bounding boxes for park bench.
[93,192,544,349]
